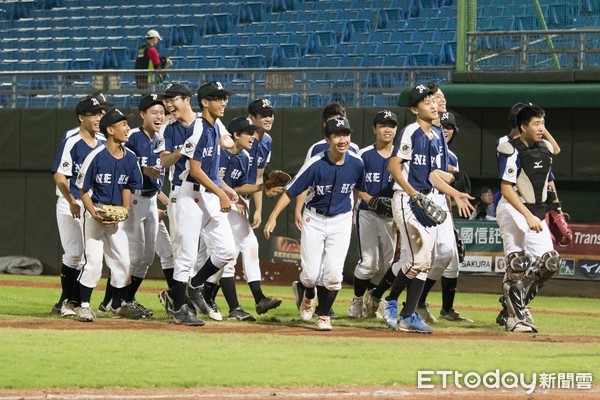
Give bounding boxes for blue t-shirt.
[157,119,195,187]
[77,145,143,206]
[52,133,106,199]
[287,151,366,216]
[126,127,163,192]
[356,144,394,211]
[180,118,222,187]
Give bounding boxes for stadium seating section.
[0,0,599,108]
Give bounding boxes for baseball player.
[292,102,359,319]
[264,117,367,331]
[166,81,238,326]
[348,110,398,318]
[382,84,474,333]
[75,108,144,322]
[63,92,114,139]
[495,104,560,333]
[246,98,275,229]
[415,84,474,324]
[203,117,283,321]
[50,97,107,317]
[119,93,168,317]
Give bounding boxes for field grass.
[0,274,598,391]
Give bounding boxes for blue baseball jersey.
[180,118,222,187]
[287,151,366,216]
[356,145,394,211]
[126,127,163,192]
[77,145,143,206]
[221,149,251,189]
[247,133,273,184]
[431,125,449,173]
[156,118,196,187]
[305,139,360,162]
[391,122,442,192]
[52,133,106,199]
[448,149,459,170]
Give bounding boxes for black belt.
[171,184,178,191]
[308,207,336,217]
[419,188,433,195]
[135,189,158,197]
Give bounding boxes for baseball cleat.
[398,313,433,334]
[347,296,363,318]
[60,299,77,318]
[169,304,205,326]
[255,296,283,315]
[316,315,332,331]
[416,302,438,324]
[362,290,380,318]
[299,296,315,322]
[185,283,211,315]
[107,301,144,320]
[439,308,473,323]
[158,289,174,315]
[206,300,223,321]
[131,300,153,318]
[376,299,387,319]
[97,302,108,314]
[228,306,256,322]
[75,306,96,322]
[383,300,399,330]
[291,281,304,310]
[51,303,61,316]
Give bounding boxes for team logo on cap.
[415,84,427,93]
[165,83,174,90]
[441,112,449,120]
[114,109,124,116]
[383,110,392,119]
[151,94,158,100]
[216,81,224,90]
[336,119,345,127]
[261,99,272,108]
[91,98,100,106]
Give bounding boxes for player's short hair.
[516,104,545,133]
[322,102,346,123]
[426,82,440,94]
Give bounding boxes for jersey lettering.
[230,169,243,180]
[202,147,213,158]
[96,173,112,184]
[315,185,333,195]
[117,175,129,185]
[413,154,427,165]
[365,172,381,183]
[138,156,149,167]
[340,183,356,193]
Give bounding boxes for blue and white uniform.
[174,117,236,283]
[76,144,143,291]
[52,132,105,270]
[429,125,460,281]
[354,145,396,285]
[288,150,366,291]
[124,127,164,280]
[247,133,272,184]
[305,139,359,162]
[390,122,441,281]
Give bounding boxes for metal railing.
[0,66,454,109]
[466,29,600,71]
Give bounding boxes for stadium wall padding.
[1,106,598,275]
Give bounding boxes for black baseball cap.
[407,84,432,107]
[100,108,128,134]
[325,117,352,135]
[75,97,106,115]
[139,93,165,112]
[441,112,458,129]
[163,83,192,98]
[373,110,398,126]
[508,102,530,129]
[248,98,276,115]
[89,92,115,108]
[198,81,233,101]
[227,117,260,135]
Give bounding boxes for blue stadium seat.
[361,55,384,67]
[410,53,435,66]
[334,43,358,55]
[298,55,320,67]
[318,56,342,67]
[254,44,281,67]
[242,55,267,68]
[368,31,392,43]
[341,55,363,67]
[281,43,302,59]
[279,57,300,67]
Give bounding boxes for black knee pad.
[538,250,560,279]
[506,250,533,281]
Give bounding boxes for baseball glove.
[454,229,466,263]
[451,170,471,194]
[367,197,393,218]
[545,208,573,247]
[409,193,447,228]
[264,170,292,198]
[96,204,129,222]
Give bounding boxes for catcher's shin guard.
[502,251,537,331]
[524,250,560,305]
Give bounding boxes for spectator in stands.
[135,29,172,90]
[470,187,497,221]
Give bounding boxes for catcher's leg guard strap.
[525,250,560,305]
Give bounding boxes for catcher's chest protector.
[511,139,552,214]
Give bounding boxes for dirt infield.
[0,385,598,400]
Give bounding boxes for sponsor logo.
[559,258,575,276]
[577,260,600,277]
[460,256,493,272]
